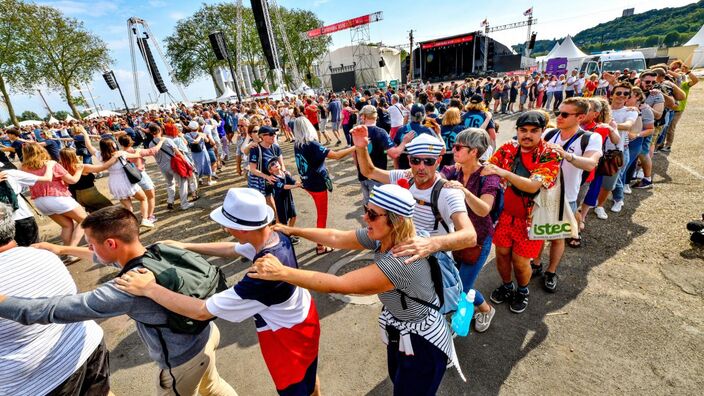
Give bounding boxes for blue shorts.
[137,170,154,191]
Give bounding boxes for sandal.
[567,235,583,248]
[316,246,334,255]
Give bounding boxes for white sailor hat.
[369,184,415,218]
[406,133,444,157]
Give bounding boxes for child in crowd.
[267,158,302,243]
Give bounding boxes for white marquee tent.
[84,110,120,119]
[215,87,238,102]
[541,35,589,72]
[685,24,704,68]
[18,120,43,127]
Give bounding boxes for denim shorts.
[138,170,155,191]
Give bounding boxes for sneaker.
[509,289,529,313]
[635,169,644,180]
[167,203,174,210]
[490,283,515,304]
[148,215,158,222]
[290,236,300,245]
[661,146,671,153]
[611,200,624,213]
[623,185,632,195]
[544,272,558,293]
[181,202,195,210]
[61,255,81,265]
[531,260,543,278]
[474,306,496,333]
[633,179,653,189]
[140,219,155,228]
[207,180,217,186]
[594,206,608,220]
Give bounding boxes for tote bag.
[528,171,579,240]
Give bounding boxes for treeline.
[514,0,704,56]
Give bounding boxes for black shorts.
[48,339,110,396]
[312,123,319,131]
[15,217,39,247]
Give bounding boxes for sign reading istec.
[306,15,371,39]
[421,34,474,50]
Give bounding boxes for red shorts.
[493,212,544,259]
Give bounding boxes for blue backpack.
[396,232,463,315]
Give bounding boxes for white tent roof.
[65,115,77,122]
[84,110,120,119]
[216,87,237,102]
[549,36,588,59]
[18,120,43,126]
[269,87,290,101]
[685,24,704,46]
[546,42,561,58]
[48,116,59,125]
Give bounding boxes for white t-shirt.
[565,76,577,91]
[542,129,603,202]
[388,170,467,237]
[609,108,639,151]
[577,77,586,92]
[389,104,406,128]
[2,169,38,221]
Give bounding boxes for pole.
[112,71,131,114]
[37,90,55,119]
[85,84,99,114]
[408,29,414,82]
[483,25,490,72]
[222,34,243,103]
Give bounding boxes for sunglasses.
[554,111,581,118]
[613,91,631,97]
[409,156,437,166]
[363,205,387,221]
[452,144,471,151]
[642,80,655,85]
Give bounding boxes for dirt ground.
[34,84,704,395]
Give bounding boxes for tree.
[644,35,660,47]
[25,6,111,120]
[664,31,680,47]
[0,0,42,127]
[19,110,41,121]
[53,110,71,121]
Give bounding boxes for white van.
[579,51,647,75]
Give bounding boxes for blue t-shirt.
[461,110,495,130]
[10,140,24,162]
[358,125,394,182]
[440,124,466,151]
[393,122,435,146]
[249,143,282,176]
[43,139,61,161]
[294,141,330,192]
[327,100,342,123]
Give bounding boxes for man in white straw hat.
[352,126,477,262]
[115,188,322,396]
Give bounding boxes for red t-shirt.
[304,105,319,125]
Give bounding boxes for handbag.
[528,171,579,241]
[596,149,624,176]
[119,156,142,184]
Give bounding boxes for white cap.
[369,184,415,218]
[187,121,199,131]
[406,133,444,158]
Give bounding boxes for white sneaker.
[636,169,644,179]
[207,180,217,186]
[140,219,155,228]
[181,202,195,210]
[594,207,608,220]
[474,306,496,333]
[611,200,624,213]
[623,185,632,195]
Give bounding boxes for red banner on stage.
[421,34,474,50]
[306,14,371,38]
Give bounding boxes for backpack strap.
[396,255,443,311]
[408,177,450,233]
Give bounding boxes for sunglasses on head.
[409,156,437,166]
[613,91,631,97]
[363,205,387,221]
[554,111,580,118]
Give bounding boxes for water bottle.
[451,290,476,337]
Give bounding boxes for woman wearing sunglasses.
[251,183,463,394]
[440,128,499,332]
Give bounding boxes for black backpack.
[544,128,593,186]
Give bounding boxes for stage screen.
[331,71,356,92]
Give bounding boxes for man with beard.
[482,111,562,313]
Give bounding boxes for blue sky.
[2,0,697,120]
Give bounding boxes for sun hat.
[369,184,415,218]
[210,188,275,231]
[406,133,445,157]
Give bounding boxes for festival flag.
[523,7,533,16]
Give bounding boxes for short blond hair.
[442,107,461,126]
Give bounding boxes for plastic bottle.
[451,290,476,337]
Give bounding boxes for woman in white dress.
[90,137,154,228]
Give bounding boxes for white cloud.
[38,1,119,18]
[168,11,186,21]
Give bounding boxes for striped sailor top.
[355,228,463,378]
[0,247,103,395]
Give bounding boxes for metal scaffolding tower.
[351,11,383,88]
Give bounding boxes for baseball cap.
[516,111,547,128]
[469,94,483,104]
[410,104,425,121]
[258,126,278,135]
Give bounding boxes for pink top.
[126,146,159,171]
[24,163,71,199]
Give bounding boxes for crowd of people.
[0,58,699,395]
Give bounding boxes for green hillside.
[514,1,704,56]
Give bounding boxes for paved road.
[54,86,704,395]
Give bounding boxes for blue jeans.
[613,143,636,202]
[458,236,492,306]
